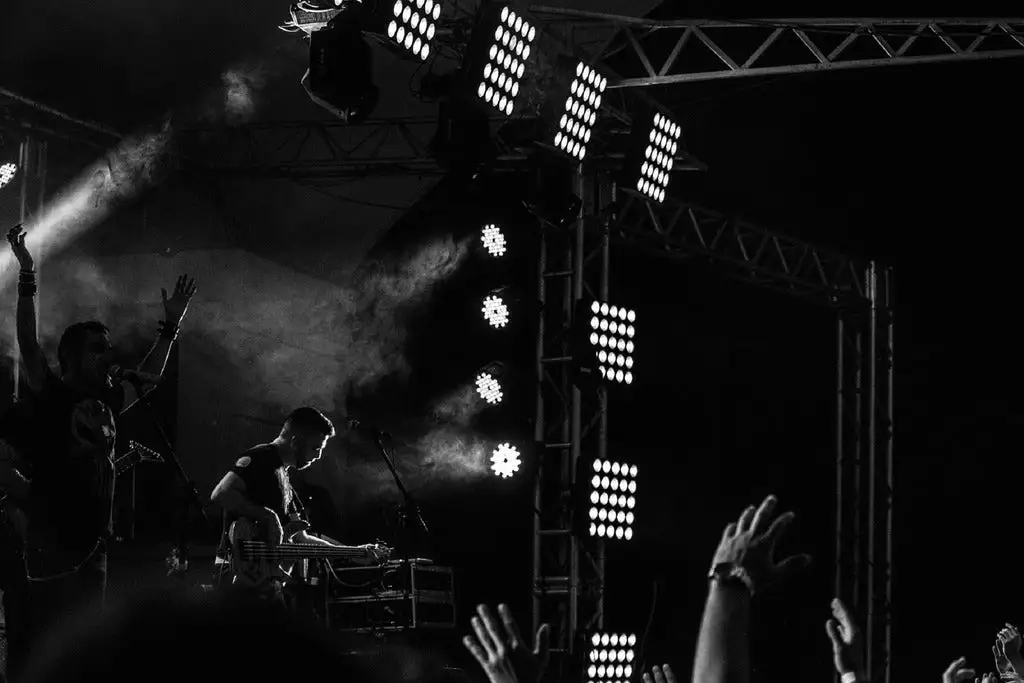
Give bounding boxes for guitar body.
[228,517,308,593]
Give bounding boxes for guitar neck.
[239,542,367,562]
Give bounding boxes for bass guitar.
[228,516,392,594]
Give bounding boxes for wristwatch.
[707,562,755,596]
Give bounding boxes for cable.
[635,579,659,677]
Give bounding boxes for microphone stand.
[131,382,214,572]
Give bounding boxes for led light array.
[477,6,536,116]
[637,113,681,204]
[586,632,637,683]
[0,162,17,189]
[482,294,509,328]
[588,459,637,541]
[588,301,635,384]
[476,371,503,404]
[481,223,507,257]
[491,442,520,478]
[554,61,606,161]
[386,0,440,61]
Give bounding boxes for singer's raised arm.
[7,226,49,394]
[122,275,196,414]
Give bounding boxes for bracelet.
[18,270,36,283]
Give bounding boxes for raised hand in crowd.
[944,657,976,683]
[999,625,1024,675]
[161,274,197,329]
[994,639,1013,677]
[825,598,866,682]
[692,495,811,683]
[463,604,550,683]
[643,664,677,683]
[708,494,813,596]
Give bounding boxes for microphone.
[109,364,163,386]
[346,417,385,437]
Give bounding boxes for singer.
[4,225,198,661]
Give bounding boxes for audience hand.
[710,494,811,594]
[162,274,197,326]
[825,598,865,679]
[463,604,550,683]
[944,657,976,683]
[995,640,1012,675]
[642,664,677,683]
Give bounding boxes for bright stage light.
[482,294,509,328]
[0,162,17,189]
[588,301,635,385]
[588,459,637,541]
[475,6,537,117]
[491,442,521,478]
[475,371,503,404]
[481,223,507,257]
[586,632,637,683]
[636,112,681,204]
[553,61,606,161]
[385,0,440,61]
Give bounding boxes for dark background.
[3,1,1024,682]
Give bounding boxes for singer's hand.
[162,274,197,327]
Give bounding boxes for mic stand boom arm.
[132,384,214,568]
[373,431,429,536]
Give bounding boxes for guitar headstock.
[128,440,164,463]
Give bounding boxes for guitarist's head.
[276,406,335,471]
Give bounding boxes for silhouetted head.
[58,321,113,392]
[279,406,335,470]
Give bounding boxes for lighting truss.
[481,223,507,256]
[553,61,607,161]
[0,161,16,189]
[587,301,635,385]
[491,442,521,478]
[586,632,638,682]
[528,12,1024,88]
[470,5,538,116]
[482,293,510,328]
[588,459,637,540]
[385,0,441,61]
[475,370,504,404]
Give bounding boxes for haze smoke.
[201,62,270,125]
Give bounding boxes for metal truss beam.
[533,167,610,681]
[529,11,1024,87]
[835,264,893,683]
[612,188,868,307]
[175,117,447,180]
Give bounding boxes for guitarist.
[5,226,197,648]
[211,407,373,600]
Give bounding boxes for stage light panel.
[475,371,503,405]
[491,442,521,478]
[588,459,637,541]
[553,61,606,161]
[587,301,635,385]
[385,0,440,61]
[636,112,681,204]
[482,294,509,328]
[0,162,17,189]
[586,632,638,683]
[481,223,507,257]
[474,6,537,117]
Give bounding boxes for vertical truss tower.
[533,166,611,680]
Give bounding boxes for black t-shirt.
[227,444,295,526]
[28,368,124,553]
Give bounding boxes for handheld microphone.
[109,364,163,386]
